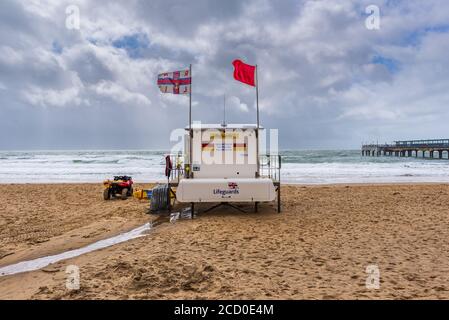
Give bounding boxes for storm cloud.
[1,0,449,149]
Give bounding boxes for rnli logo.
[213,182,239,198]
[228,182,238,190]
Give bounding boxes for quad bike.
[103,176,134,200]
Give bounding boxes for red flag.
[232,59,256,87]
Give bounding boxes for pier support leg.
[439,151,443,159]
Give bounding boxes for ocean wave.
[72,159,120,164]
[1,150,449,184]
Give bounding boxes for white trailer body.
[175,124,279,207]
[176,178,276,203]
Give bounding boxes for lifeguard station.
[165,122,281,215]
[154,62,281,216]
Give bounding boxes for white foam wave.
[1,150,449,184]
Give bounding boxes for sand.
[1,183,449,300]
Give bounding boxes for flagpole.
[189,64,192,178]
[256,64,260,177]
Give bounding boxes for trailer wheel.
[121,188,128,200]
[103,189,111,200]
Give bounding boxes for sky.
[1,0,449,150]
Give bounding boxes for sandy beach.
[1,183,449,300]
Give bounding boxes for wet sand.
[1,183,449,299]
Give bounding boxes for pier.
[362,139,449,159]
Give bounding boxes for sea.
[0,150,448,184]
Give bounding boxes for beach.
[1,183,449,300]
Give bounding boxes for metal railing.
[394,139,449,148]
[363,139,449,149]
[259,154,282,183]
[165,154,282,183]
[167,154,185,184]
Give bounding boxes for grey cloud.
[1,0,449,150]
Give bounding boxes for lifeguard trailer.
[165,122,281,215]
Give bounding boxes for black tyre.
[103,188,111,200]
[128,187,133,197]
[121,188,128,200]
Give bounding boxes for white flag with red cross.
[157,69,191,95]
